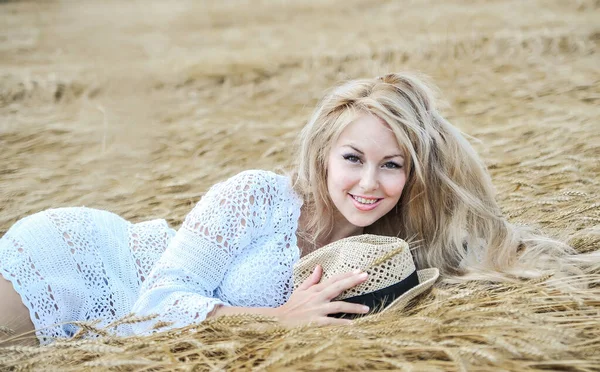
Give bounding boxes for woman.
[0,73,585,345]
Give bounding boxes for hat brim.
[376,267,439,315]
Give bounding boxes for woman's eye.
[343,154,361,163]
[383,162,402,169]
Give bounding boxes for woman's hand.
[273,265,370,326]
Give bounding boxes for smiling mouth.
[349,194,383,210]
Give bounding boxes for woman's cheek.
[385,173,407,198]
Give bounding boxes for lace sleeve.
[131,170,276,331]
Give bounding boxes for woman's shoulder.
[217,169,302,206]
[220,169,289,191]
[226,169,285,183]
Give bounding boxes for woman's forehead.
[333,113,403,153]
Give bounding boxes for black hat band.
[329,269,419,319]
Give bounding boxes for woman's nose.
[359,167,379,192]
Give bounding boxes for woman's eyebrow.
[343,145,404,159]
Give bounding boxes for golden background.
[1,1,598,369]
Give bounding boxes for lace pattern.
[0,208,175,343]
[0,170,303,342]
[132,170,302,332]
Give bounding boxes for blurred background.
[1,0,598,239]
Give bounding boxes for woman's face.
[326,113,407,229]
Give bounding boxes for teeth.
[353,195,379,204]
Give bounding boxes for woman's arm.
[210,265,371,326]
[131,171,275,331]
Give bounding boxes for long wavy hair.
[292,72,596,281]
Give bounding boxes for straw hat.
[293,234,439,318]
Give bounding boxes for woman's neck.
[322,214,363,246]
[297,205,363,256]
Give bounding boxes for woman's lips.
[349,194,383,211]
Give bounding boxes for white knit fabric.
[0,170,302,344]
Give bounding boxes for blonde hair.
[292,72,596,282]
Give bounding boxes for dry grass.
[0,0,599,370]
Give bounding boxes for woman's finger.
[323,301,370,316]
[312,269,362,292]
[318,272,368,300]
[297,265,322,291]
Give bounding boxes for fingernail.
[362,306,370,313]
[359,272,368,279]
[352,269,362,274]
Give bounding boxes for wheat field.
[1,0,599,370]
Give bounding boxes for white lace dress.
[0,170,303,344]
